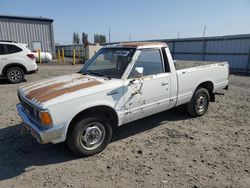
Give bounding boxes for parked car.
[0,41,38,83]
[16,42,229,156]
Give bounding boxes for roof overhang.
[0,15,54,22]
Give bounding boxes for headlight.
[38,111,53,126]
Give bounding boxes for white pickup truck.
[17,42,229,156]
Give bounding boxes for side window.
[129,49,164,78]
[0,44,6,55]
[5,44,22,54]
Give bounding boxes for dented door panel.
[123,73,171,123]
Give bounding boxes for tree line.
[73,32,106,45]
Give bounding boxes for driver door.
[123,49,171,123]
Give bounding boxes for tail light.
[27,54,35,60]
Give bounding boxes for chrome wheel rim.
[196,95,207,113]
[9,69,22,82]
[80,122,105,150]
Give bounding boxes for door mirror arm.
[129,78,136,85]
[129,78,144,85]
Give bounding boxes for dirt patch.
[0,66,249,188]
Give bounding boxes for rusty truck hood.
[18,73,104,107]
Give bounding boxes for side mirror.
[135,67,144,78]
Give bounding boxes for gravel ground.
[0,65,249,188]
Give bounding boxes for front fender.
[51,99,121,143]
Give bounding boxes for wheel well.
[67,105,118,136]
[196,81,214,101]
[2,64,27,76]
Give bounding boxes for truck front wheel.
[67,115,112,157]
[187,88,210,117]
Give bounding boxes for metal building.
[0,15,54,54]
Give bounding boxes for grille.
[18,93,43,128]
[18,94,33,115]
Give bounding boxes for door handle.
[161,82,169,86]
[1,57,7,60]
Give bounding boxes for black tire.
[67,115,112,157]
[6,67,25,83]
[187,88,210,117]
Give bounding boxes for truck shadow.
[112,107,189,142]
[0,107,189,181]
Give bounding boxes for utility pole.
[108,28,111,43]
[178,32,180,39]
[129,34,131,41]
[203,25,207,38]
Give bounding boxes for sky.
[0,0,250,44]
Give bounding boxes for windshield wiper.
[87,71,111,80]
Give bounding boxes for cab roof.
[106,42,168,49]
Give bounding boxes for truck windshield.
[80,48,135,79]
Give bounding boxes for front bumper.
[16,104,63,144]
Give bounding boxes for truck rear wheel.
[187,88,210,117]
[67,115,112,157]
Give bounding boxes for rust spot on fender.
[38,81,101,102]
[24,74,85,91]
[24,79,59,92]
[26,82,66,100]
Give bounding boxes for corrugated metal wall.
[56,45,86,58]
[165,34,250,72]
[0,18,54,54]
[55,44,102,60]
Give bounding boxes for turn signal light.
[39,111,52,126]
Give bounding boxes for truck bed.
[174,59,229,107]
[174,60,223,70]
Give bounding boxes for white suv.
[0,41,38,83]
